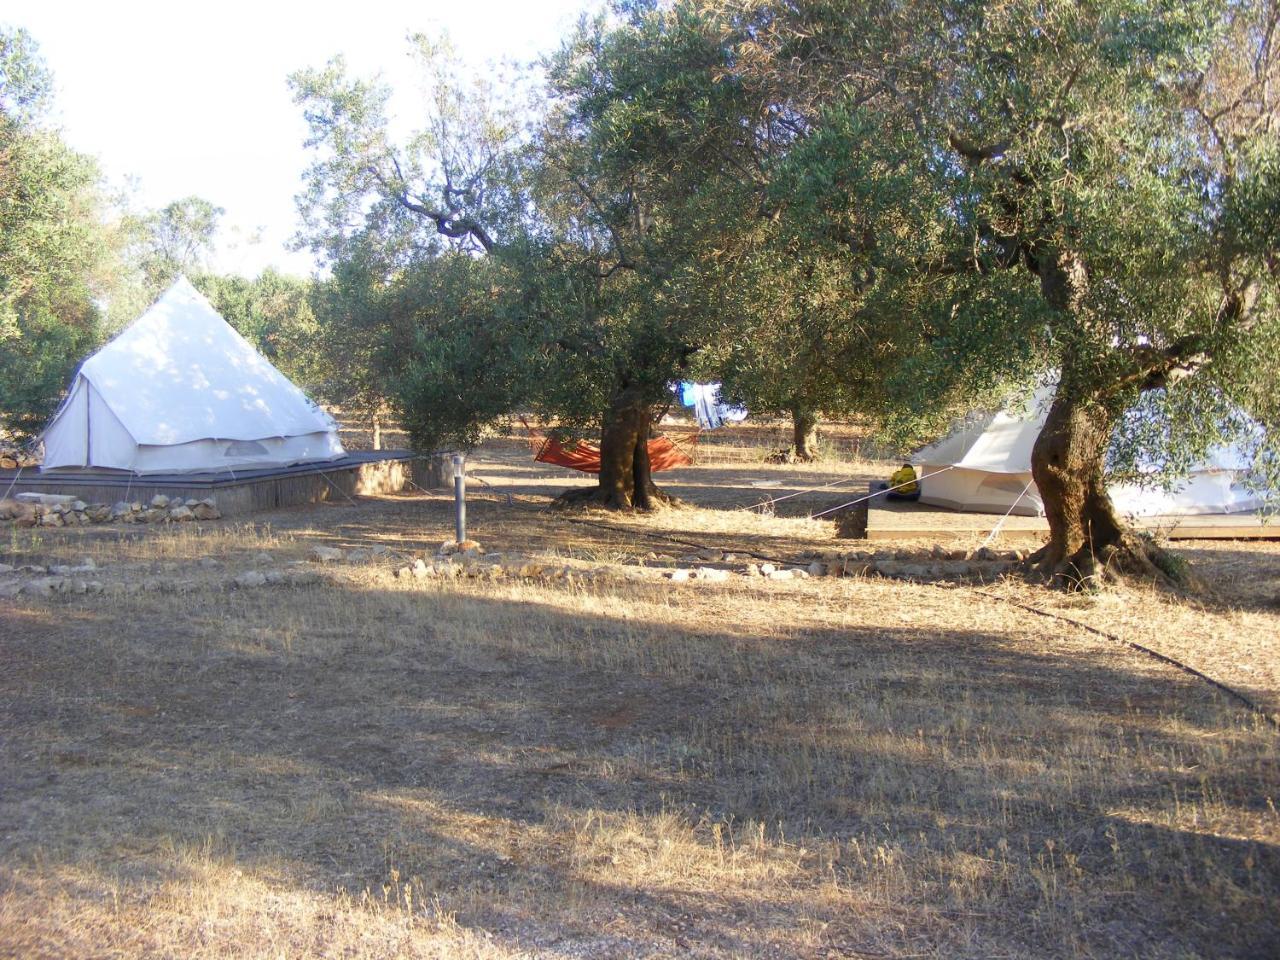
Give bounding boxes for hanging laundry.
[683,382,747,430]
[692,383,723,430]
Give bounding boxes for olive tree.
[738,0,1280,586]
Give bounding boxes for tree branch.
[947,131,1011,164]
[365,161,494,252]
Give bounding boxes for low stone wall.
[411,451,464,490]
[1,493,221,527]
[0,451,455,518]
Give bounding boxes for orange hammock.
[520,419,696,474]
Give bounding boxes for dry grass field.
[2,429,1278,958]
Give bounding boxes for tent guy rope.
[738,473,862,512]
[1,466,23,502]
[977,477,1037,547]
[808,466,956,520]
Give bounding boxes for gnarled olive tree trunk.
[554,382,676,510]
[1018,252,1194,590]
[791,408,820,461]
[1026,385,1185,590]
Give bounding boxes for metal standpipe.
[452,453,467,544]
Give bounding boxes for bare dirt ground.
[1,430,1278,959]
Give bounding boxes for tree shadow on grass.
[0,583,1277,958]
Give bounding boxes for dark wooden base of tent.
[864,483,1277,541]
[0,450,457,518]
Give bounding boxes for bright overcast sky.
[6,0,596,277]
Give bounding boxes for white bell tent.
[913,385,1263,517]
[41,277,346,474]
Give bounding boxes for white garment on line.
[689,383,747,430]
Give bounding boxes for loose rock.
[192,501,221,521]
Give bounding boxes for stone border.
[1,494,221,527]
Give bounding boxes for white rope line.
[978,476,1037,547]
[808,466,957,520]
[1,465,23,501]
[400,470,514,506]
[737,473,862,512]
[317,469,361,507]
[466,471,516,505]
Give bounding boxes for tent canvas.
[41,277,345,474]
[912,385,1264,517]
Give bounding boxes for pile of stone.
[0,552,329,600]
[0,445,40,470]
[229,567,324,590]
[375,539,1031,590]
[389,540,603,585]
[306,544,394,565]
[791,544,1026,582]
[0,493,220,527]
[0,558,104,598]
[657,544,1026,584]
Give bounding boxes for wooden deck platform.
[0,450,456,518]
[866,486,1277,542]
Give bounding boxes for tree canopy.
[290,0,1278,584]
[744,0,1280,584]
[0,27,112,441]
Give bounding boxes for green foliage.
[290,10,771,451]
[735,0,1278,482]
[0,27,110,441]
[288,0,1277,502]
[193,270,329,391]
[135,196,224,285]
[105,195,225,328]
[0,27,52,122]
[0,296,98,440]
